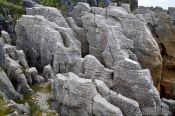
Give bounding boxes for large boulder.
[15,15,81,73]
[52,72,123,116]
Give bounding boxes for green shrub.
[39,0,64,10]
[0,0,24,23]
[0,96,14,115]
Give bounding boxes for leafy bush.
[39,0,66,10]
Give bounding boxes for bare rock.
[1,30,11,44]
[28,67,45,84]
[4,56,32,93]
[95,79,142,116]
[93,93,123,116]
[0,68,21,100]
[42,65,56,81]
[15,15,81,73]
[52,72,123,116]
[134,6,175,99]
[26,6,69,28]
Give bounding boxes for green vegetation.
[0,0,24,23]
[0,0,65,23]
[39,0,62,9]
[0,95,14,115]
[15,82,53,116]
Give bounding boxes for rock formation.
[0,1,175,116]
[134,6,175,99]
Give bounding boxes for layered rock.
[0,68,21,100]
[52,72,123,116]
[80,55,167,115]
[134,6,175,99]
[94,79,142,116]
[13,3,175,115]
[15,13,81,74]
[81,3,162,87]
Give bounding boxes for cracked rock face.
[135,6,175,99]
[52,72,123,116]
[12,3,175,116]
[0,68,21,100]
[15,14,81,73]
[81,4,162,87]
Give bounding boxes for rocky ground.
[0,1,175,116]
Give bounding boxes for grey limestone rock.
[162,98,175,115]
[26,6,69,28]
[52,72,123,116]
[28,67,45,84]
[15,15,81,74]
[14,3,174,116]
[42,64,56,81]
[93,93,123,116]
[113,58,168,115]
[0,68,21,100]
[72,2,91,27]
[66,17,89,57]
[0,39,5,67]
[1,30,11,44]
[83,55,114,87]
[81,4,162,87]
[95,79,142,116]
[4,55,32,93]
[52,72,97,115]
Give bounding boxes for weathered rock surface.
[94,79,142,116]
[134,6,175,99]
[15,14,81,74]
[81,4,162,87]
[1,30,11,45]
[52,72,123,116]
[42,65,56,81]
[162,98,175,115]
[0,39,5,67]
[26,6,69,27]
[0,68,21,100]
[12,3,175,116]
[4,55,32,93]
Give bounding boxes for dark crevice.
[110,72,114,80]
[160,43,167,56]
[147,23,159,38]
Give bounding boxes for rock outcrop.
[15,8,81,73]
[6,2,175,116]
[81,3,162,87]
[0,68,21,100]
[52,72,123,116]
[134,6,175,99]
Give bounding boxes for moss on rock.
[0,95,14,115]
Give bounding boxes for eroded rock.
[52,72,123,116]
[15,15,81,74]
[0,68,21,100]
